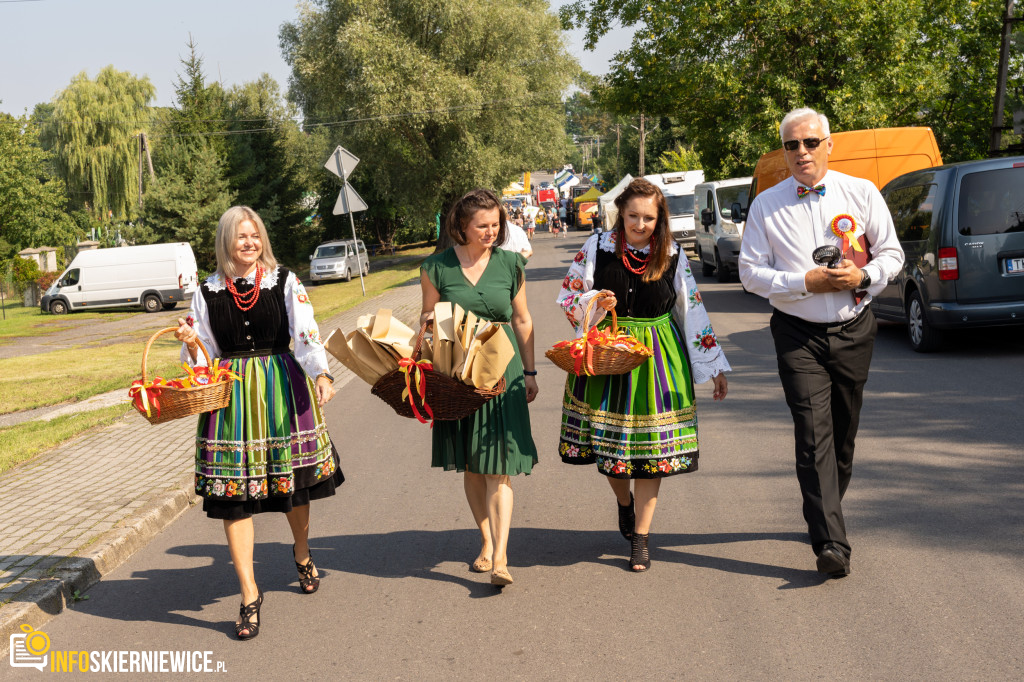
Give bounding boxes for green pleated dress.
[421,248,538,475]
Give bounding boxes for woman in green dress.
[420,188,539,587]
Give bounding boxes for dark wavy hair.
[612,178,673,282]
[444,189,508,247]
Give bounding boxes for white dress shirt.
[739,170,905,323]
[499,222,532,256]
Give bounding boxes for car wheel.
[906,290,941,352]
[49,299,68,315]
[162,302,177,311]
[363,264,369,276]
[309,279,320,286]
[144,294,162,313]
[344,268,352,282]
[715,249,730,283]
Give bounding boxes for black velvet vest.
[201,266,292,357]
[592,246,680,319]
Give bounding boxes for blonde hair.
[215,206,278,279]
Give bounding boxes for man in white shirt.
[739,107,905,579]
[499,218,533,259]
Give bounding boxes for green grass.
[305,255,426,321]
[0,302,136,343]
[0,337,183,414]
[0,404,132,475]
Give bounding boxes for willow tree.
[281,0,579,236]
[46,66,155,219]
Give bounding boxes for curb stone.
[0,473,195,655]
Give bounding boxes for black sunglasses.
[783,136,829,151]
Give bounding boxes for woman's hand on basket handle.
[174,317,199,362]
[711,373,728,401]
[596,291,617,311]
[315,375,336,407]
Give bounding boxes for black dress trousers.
[769,308,877,557]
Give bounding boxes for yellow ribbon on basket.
[398,357,435,425]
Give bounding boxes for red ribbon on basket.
[398,357,435,425]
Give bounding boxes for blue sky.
[0,0,629,116]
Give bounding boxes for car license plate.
[1006,258,1024,274]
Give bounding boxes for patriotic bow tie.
[797,184,826,198]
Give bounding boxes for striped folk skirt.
[194,352,342,518]
[558,313,698,479]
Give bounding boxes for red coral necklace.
[226,265,263,311]
[622,236,655,275]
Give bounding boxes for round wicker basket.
[133,327,233,425]
[545,293,652,376]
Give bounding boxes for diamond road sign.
[324,146,360,179]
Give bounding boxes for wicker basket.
[371,321,505,423]
[545,292,653,376]
[132,327,234,425]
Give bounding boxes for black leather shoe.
[815,545,850,578]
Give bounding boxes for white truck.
[694,177,752,282]
[41,243,199,314]
[643,170,705,251]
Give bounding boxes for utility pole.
[638,113,646,177]
[615,124,621,179]
[990,0,1019,155]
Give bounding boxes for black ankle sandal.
[235,590,263,640]
[618,493,635,541]
[293,544,320,594]
[630,533,651,572]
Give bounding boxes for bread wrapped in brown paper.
[460,322,515,389]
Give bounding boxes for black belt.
[774,307,869,334]
[222,347,291,359]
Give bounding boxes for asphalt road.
[12,233,1023,680]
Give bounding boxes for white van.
[41,243,198,314]
[644,170,705,250]
[694,177,752,282]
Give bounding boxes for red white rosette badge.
[830,214,864,255]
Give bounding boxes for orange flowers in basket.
[129,362,241,421]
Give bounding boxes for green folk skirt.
[431,325,538,476]
[558,313,698,479]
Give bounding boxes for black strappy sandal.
[617,493,635,541]
[235,590,263,640]
[629,533,651,572]
[293,544,320,594]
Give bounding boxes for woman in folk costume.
[556,178,731,572]
[174,206,342,639]
[420,188,539,587]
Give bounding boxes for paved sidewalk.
[0,276,423,648]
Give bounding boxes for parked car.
[41,243,198,314]
[872,156,1024,351]
[695,177,752,282]
[309,239,369,284]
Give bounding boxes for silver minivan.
[874,156,1024,351]
[309,239,370,284]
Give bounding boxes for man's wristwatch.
[858,269,872,289]
[317,372,335,384]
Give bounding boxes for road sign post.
[324,146,369,296]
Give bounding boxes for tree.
[43,66,155,219]
[144,40,235,268]
[281,0,579,237]
[562,0,1007,177]
[0,113,77,256]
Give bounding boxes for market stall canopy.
[502,181,525,197]
[573,186,603,204]
[600,174,635,227]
